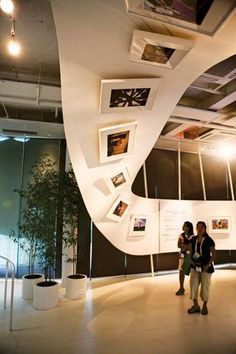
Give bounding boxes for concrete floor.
[1,269,236,354]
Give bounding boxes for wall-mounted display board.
[160,200,236,253]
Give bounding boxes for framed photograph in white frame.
[99,121,137,163]
[129,214,148,236]
[106,195,130,222]
[125,0,235,37]
[209,217,231,234]
[99,78,161,113]
[104,167,131,193]
[130,30,194,69]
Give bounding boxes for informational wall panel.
[160,200,236,253]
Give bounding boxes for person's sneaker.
[201,306,208,315]
[187,305,200,314]
[175,288,185,296]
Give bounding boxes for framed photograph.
[125,0,235,36]
[129,214,148,236]
[209,217,231,233]
[99,121,137,163]
[99,78,161,113]
[106,195,130,222]
[130,30,194,69]
[104,167,131,193]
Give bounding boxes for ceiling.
[0,0,236,146]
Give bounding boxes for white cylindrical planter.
[22,274,44,300]
[33,281,59,310]
[65,274,87,300]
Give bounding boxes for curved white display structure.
[52,1,236,255]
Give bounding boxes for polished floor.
[1,269,236,354]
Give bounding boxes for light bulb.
[0,0,14,14]
[8,38,21,56]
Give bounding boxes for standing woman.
[176,221,194,296]
[188,221,216,315]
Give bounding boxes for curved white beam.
[52,0,236,255]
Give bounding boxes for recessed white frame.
[104,167,131,193]
[209,216,231,234]
[106,195,130,222]
[99,78,161,113]
[130,30,194,69]
[129,214,148,236]
[99,121,137,163]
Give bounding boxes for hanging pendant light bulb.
[0,0,14,14]
[8,38,21,56]
[7,18,21,56]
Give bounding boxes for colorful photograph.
[107,131,129,157]
[129,214,148,236]
[129,30,194,69]
[99,122,137,163]
[106,195,130,222]
[113,200,128,217]
[111,172,126,188]
[209,217,231,233]
[104,167,131,193]
[141,44,175,64]
[133,218,147,232]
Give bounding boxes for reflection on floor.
[1,270,236,354]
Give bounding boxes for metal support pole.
[4,260,8,309]
[178,143,181,200]
[9,266,15,331]
[143,162,154,277]
[198,147,207,201]
[226,157,235,201]
[89,220,93,281]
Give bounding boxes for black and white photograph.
[99,78,161,113]
[126,0,235,36]
[109,88,150,108]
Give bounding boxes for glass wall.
[0,138,62,277]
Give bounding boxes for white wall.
[52,0,236,255]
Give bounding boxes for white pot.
[22,274,44,300]
[65,274,87,300]
[33,281,59,310]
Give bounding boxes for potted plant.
[30,156,60,310]
[62,168,87,300]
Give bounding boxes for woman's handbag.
[182,253,191,276]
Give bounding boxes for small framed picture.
[99,121,137,163]
[129,215,148,236]
[130,30,194,69]
[104,167,131,193]
[99,78,161,113]
[209,217,231,234]
[106,195,130,222]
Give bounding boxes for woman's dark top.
[190,235,215,273]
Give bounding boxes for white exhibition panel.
[52,1,236,255]
[160,200,236,253]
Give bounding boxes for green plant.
[12,155,59,281]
